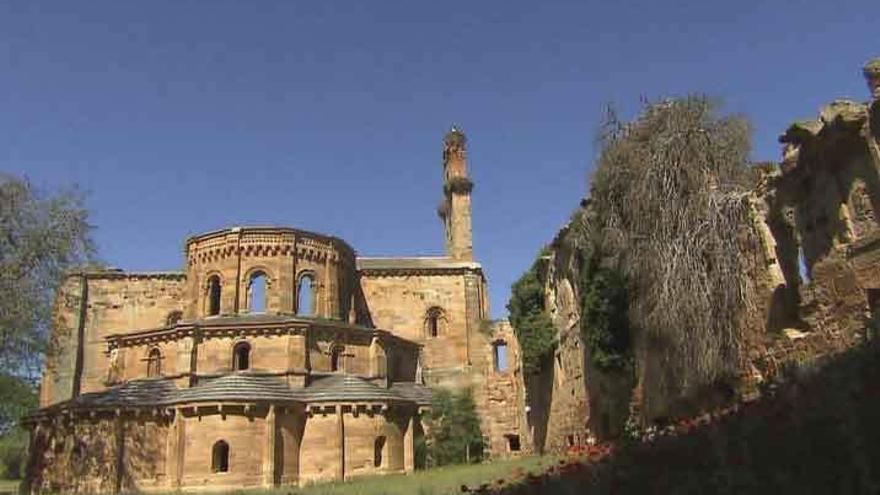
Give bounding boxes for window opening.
[207,276,221,316]
[146,347,162,378]
[330,345,343,372]
[248,272,267,313]
[212,440,229,473]
[374,436,386,467]
[233,342,251,371]
[166,310,182,327]
[506,434,521,452]
[297,274,314,316]
[798,247,810,283]
[425,307,444,338]
[493,342,508,372]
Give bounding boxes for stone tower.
[440,125,474,261]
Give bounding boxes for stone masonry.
[25,128,529,494]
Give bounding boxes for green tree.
[426,389,484,466]
[507,250,556,376]
[0,174,94,479]
[0,174,94,375]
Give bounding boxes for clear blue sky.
[1,1,876,319]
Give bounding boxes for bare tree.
[585,97,755,417]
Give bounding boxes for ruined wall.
[469,320,531,457]
[523,222,596,453]
[526,59,880,449]
[744,93,880,387]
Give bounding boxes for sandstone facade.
[25,128,529,493]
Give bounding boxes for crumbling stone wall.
[745,77,880,387]
[528,58,880,448]
[523,226,590,453]
[471,320,531,457]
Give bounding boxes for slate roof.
[389,382,434,405]
[356,257,482,271]
[37,373,433,413]
[304,375,400,403]
[176,374,301,403]
[191,313,310,326]
[69,379,178,408]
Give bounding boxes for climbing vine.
[507,249,557,376]
[578,247,633,372]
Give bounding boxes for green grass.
[231,456,554,495]
[0,479,20,494]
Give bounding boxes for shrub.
[0,374,37,479]
[426,388,485,467]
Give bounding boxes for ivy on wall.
[578,248,633,372]
[507,249,557,376]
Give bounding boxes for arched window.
[297,274,315,316]
[493,341,508,372]
[374,436,386,468]
[166,310,182,327]
[330,344,343,372]
[424,307,445,338]
[232,342,251,371]
[212,440,229,473]
[146,347,162,378]
[248,271,267,313]
[207,275,221,316]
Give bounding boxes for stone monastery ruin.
[24,129,529,493]
[22,57,880,493]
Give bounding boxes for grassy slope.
[0,479,20,494]
[238,456,553,495]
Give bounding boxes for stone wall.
[26,414,171,494]
[26,404,418,493]
[183,227,356,320]
[40,271,187,406]
[358,269,487,384]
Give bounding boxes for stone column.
[165,411,179,489]
[175,409,186,488]
[262,405,277,487]
[403,414,414,473]
[336,405,345,481]
[113,414,125,495]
